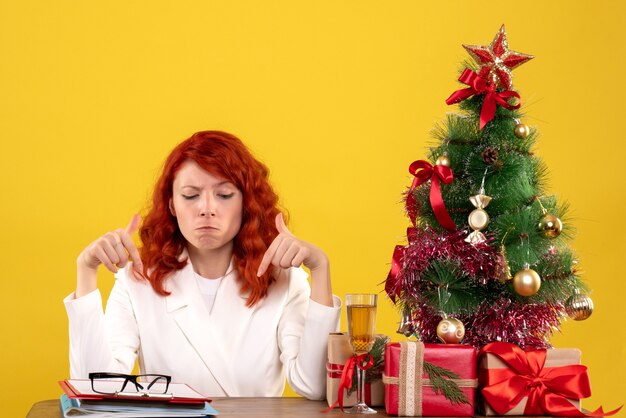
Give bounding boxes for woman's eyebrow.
[181,181,234,189]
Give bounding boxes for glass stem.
[361,367,367,405]
[356,361,364,405]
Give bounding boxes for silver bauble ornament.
[396,307,416,337]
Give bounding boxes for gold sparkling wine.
[347,304,376,354]
[345,294,377,414]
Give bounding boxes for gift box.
[479,342,585,416]
[383,341,477,416]
[326,332,385,408]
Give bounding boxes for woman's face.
[170,160,243,254]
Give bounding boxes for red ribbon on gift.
[406,160,456,232]
[446,68,521,129]
[480,342,622,417]
[324,354,374,412]
[327,362,374,405]
[327,362,344,379]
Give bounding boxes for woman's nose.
[199,196,216,217]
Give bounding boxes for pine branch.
[421,260,482,314]
[347,335,390,395]
[423,361,471,405]
[366,336,388,381]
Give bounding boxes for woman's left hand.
[257,213,333,306]
[257,213,328,277]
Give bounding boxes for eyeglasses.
[88,372,172,397]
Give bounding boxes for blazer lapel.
[165,262,240,396]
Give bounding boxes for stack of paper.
[58,379,218,418]
[60,394,218,417]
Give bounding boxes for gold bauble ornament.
[435,155,451,167]
[513,266,541,296]
[565,292,594,321]
[514,123,530,139]
[436,317,465,344]
[538,213,563,238]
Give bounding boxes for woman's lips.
[197,225,218,230]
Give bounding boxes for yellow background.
[1,1,624,416]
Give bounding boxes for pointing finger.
[257,234,284,277]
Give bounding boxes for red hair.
[139,130,281,307]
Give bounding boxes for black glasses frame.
[88,372,172,395]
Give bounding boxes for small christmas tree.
[386,25,594,349]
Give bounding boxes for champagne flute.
[345,294,377,414]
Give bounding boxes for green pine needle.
[421,260,482,314]
[423,361,471,405]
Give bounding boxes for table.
[26,397,391,417]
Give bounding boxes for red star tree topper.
[463,25,534,89]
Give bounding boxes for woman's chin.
[189,238,232,253]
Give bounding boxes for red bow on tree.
[385,244,405,303]
[406,160,456,232]
[480,342,622,417]
[446,68,521,129]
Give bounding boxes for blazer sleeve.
[277,268,341,400]
[63,268,140,378]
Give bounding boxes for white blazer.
[64,261,341,399]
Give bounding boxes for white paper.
[68,379,207,399]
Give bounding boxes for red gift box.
[479,342,582,415]
[383,341,477,416]
[478,342,622,417]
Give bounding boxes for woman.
[64,130,340,399]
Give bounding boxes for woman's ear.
[169,199,176,217]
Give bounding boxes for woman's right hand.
[75,214,144,297]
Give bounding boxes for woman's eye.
[218,193,235,199]
[182,194,199,200]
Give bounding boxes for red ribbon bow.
[324,353,374,412]
[446,68,521,129]
[480,342,622,417]
[385,244,405,303]
[391,160,456,302]
[406,160,456,232]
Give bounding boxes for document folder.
[60,394,218,418]
[59,379,210,404]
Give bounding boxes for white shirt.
[195,271,224,313]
